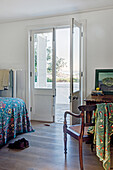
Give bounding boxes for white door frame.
[30,28,56,122]
[70,18,82,108]
[26,19,87,120]
[70,18,87,124]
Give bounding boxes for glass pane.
[34,32,52,89]
[73,26,80,93]
[55,28,70,124]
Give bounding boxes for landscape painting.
[95,69,113,94]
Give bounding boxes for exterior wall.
[0,8,113,111]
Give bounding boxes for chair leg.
[79,137,83,170]
[91,134,94,152]
[64,129,67,154]
[63,115,67,155]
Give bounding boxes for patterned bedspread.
[0,97,33,148]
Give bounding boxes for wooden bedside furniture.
[84,94,113,123]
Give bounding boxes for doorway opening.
[55,27,70,124]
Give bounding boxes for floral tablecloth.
[0,97,34,147]
[91,103,113,170]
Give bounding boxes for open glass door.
[30,28,56,122]
[70,18,82,124]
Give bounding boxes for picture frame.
[95,69,113,95]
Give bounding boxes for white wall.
[81,9,113,95]
[0,8,113,111]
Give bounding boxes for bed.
[0,97,33,148]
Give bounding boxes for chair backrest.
[78,105,97,125]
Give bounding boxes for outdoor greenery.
[47,46,67,74]
[47,47,52,73]
[34,36,79,83]
[47,77,52,82]
[47,77,79,82]
[35,45,37,82]
[46,46,68,82]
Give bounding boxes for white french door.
[30,28,56,122]
[70,18,82,124]
[29,19,84,123]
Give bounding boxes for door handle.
[69,95,78,102]
[73,96,78,100]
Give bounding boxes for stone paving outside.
[53,82,78,124]
[55,104,70,124]
[55,82,71,124]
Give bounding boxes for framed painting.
[95,69,113,94]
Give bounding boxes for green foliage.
[56,78,70,82]
[73,78,79,82]
[47,47,52,73]
[34,39,68,83]
[47,47,52,61]
[34,46,37,82]
[47,77,52,82]
[46,47,67,74]
[56,57,67,73]
[35,75,37,82]
[47,77,79,82]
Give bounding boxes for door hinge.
[30,107,32,112]
[55,88,56,96]
[81,72,83,77]
[30,36,32,42]
[69,95,71,103]
[81,32,83,37]
[30,72,32,77]
[53,115,55,122]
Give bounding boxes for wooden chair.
[63,105,96,170]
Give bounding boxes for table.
[84,95,113,123]
[84,94,113,104]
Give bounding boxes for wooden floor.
[0,121,104,170]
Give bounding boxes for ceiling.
[0,0,113,22]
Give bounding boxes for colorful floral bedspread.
[92,103,113,170]
[0,97,33,148]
